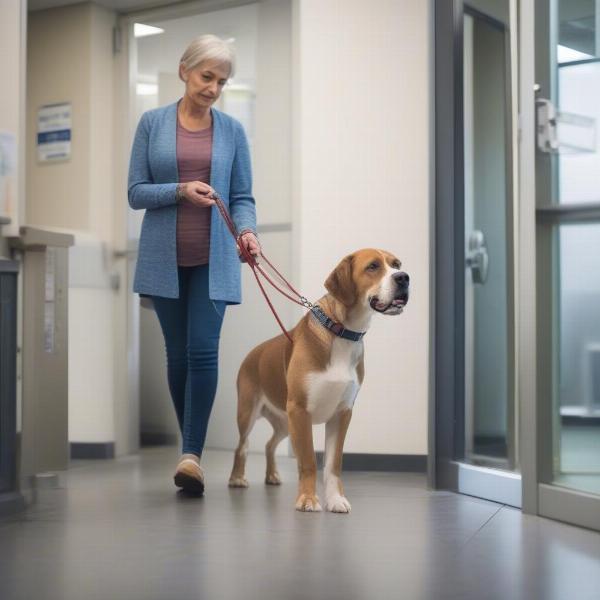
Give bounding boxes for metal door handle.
[466,230,488,284]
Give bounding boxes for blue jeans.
[151,265,226,456]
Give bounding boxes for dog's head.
[324,249,409,316]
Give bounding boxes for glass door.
[463,6,515,471]
[433,0,521,507]
[535,0,600,531]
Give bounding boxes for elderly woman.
[128,34,260,496]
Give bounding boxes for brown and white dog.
[228,248,410,513]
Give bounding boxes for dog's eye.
[392,261,401,269]
[366,262,379,271]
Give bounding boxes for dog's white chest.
[305,339,362,424]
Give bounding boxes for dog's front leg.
[324,409,352,513]
[287,399,321,512]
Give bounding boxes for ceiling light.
[134,23,164,38]
[557,44,593,63]
[136,83,158,96]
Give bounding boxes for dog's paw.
[295,493,322,512]
[265,472,282,485]
[326,495,352,513]
[228,476,249,488]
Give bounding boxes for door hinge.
[536,98,559,153]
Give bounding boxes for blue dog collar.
[310,305,366,342]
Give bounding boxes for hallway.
[1,447,599,600]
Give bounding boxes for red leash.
[213,195,312,344]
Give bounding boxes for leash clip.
[300,296,314,309]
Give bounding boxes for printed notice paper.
[38,103,72,162]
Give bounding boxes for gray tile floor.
[1,446,600,600]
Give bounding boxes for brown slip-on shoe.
[174,456,205,495]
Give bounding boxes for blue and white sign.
[37,103,71,162]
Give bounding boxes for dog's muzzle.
[369,271,410,313]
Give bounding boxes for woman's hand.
[179,181,217,207]
[237,231,261,263]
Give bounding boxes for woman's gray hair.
[179,34,236,80]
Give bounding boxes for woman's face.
[181,59,230,110]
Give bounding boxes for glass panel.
[546,1,600,497]
[463,11,513,468]
[558,0,598,60]
[558,62,600,201]
[554,223,600,495]
[557,1,600,203]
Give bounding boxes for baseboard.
[140,432,179,447]
[70,442,115,460]
[315,452,427,473]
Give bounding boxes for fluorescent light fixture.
[134,23,164,38]
[136,82,158,96]
[557,44,593,63]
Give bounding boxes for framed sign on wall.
[37,102,71,163]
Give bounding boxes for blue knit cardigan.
[128,101,257,303]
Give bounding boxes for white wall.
[293,0,430,454]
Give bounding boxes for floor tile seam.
[456,504,505,553]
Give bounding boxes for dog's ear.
[325,254,356,307]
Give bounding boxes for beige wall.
[27,4,91,232]
[293,0,431,454]
[0,0,27,242]
[90,4,116,242]
[0,0,27,441]
[27,3,119,447]
[27,2,115,242]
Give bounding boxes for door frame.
[432,0,600,530]
[431,0,465,495]
[112,0,272,457]
[430,0,523,508]
[516,0,538,516]
[529,0,600,532]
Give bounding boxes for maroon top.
[176,119,213,266]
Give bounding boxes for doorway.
[533,0,600,531]
[433,0,521,507]
[434,0,600,531]
[113,0,294,457]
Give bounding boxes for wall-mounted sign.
[37,103,71,162]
